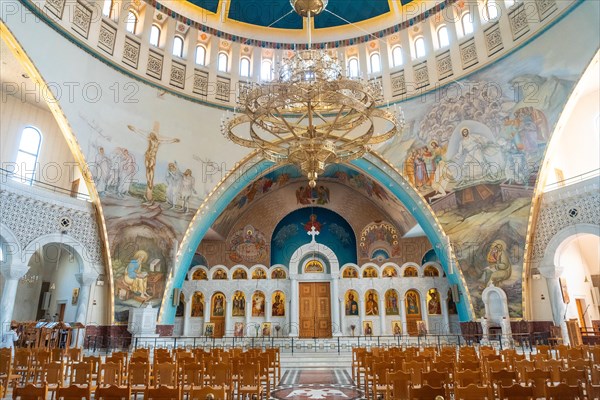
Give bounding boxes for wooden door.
[211,293,226,338]
[404,290,422,336]
[299,282,331,338]
[57,303,66,322]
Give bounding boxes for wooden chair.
[385,370,411,400]
[209,362,232,399]
[182,363,204,394]
[541,358,564,382]
[490,369,517,387]
[559,368,586,387]
[98,362,122,387]
[408,383,446,400]
[368,362,391,400]
[454,383,494,400]
[12,383,48,400]
[421,370,448,387]
[455,369,482,386]
[566,358,589,371]
[189,386,227,400]
[457,360,480,372]
[12,349,31,383]
[544,382,583,400]
[42,362,64,400]
[153,363,177,388]
[497,382,536,400]
[145,386,181,400]
[128,361,150,400]
[94,385,131,400]
[514,359,535,381]
[524,368,551,399]
[29,350,50,381]
[402,361,424,386]
[237,363,262,400]
[56,385,91,400]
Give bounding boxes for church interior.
[0,0,599,398]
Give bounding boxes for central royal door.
[299,282,331,338]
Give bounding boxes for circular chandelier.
[221,0,404,188]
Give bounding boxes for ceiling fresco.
[208,164,417,239]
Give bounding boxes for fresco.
[227,225,268,264]
[378,19,595,317]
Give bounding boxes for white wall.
[529,276,554,321]
[0,94,81,191]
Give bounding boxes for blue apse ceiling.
[185,0,417,30]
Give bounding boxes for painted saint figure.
[479,239,512,287]
[124,250,150,299]
[346,292,359,316]
[128,121,180,205]
[365,292,379,316]
[428,289,442,315]
[406,291,420,315]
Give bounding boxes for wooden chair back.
[544,382,583,400]
[498,382,536,400]
[188,386,227,400]
[408,383,446,400]
[454,383,494,400]
[94,385,131,400]
[56,385,90,400]
[145,386,181,400]
[13,383,48,400]
[455,369,482,386]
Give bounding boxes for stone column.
[379,295,387,335]
[331,276,341,336]
[0,263,29,335]
[399,295,407,335]
[182,297,192,336]
[74,271,99,325]
[545,276,570,344]
[339,298,346,336]
[265,298,272,323]
[480,318,489,345]
[225,297,233,336]
[245,299,252,336]
[440,292,450,334]
[359,296,366,335]
[204,298,211,331]
[289,278,299,337]
[421,295,430,332]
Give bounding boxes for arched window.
[347,57,359,78]
[240,57,251,77]
[370,52,381,74]
[461,12,474,36]
[217,52,228,72]
[437,25,450,48]
[260,59,273,81]
[414,37,426,59]
[102,0,113,17]
[173,36,184,57]
[195,45,206,66]
[391,46,403,67]
[125,11,137,34]
[15,126,42,185]
[485,0,499,21]
[149,25,160,47]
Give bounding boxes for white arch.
[400,262,421,277]
[231,264,249,279]
[539,223,600,278]
[360,262,380,278]
[249,264,269,279]
[381,261,401,276]
[422,261,443,276]
[209,265,230,280]
[0,223,22,266]
[289,241,339,277]
[187,265,209,280]
[22,233,91,273]
[481,285,510,319]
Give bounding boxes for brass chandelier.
[221,0,404,188]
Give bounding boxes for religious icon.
[71,288,80,305]
[252,268,267,279]
[345,290,359,316]
[232,291,246,317]
[191,292,204,317]
[175,292,185,317]
[272,291,285,317]
[404,267,418,277]
[192,269,207,280]
[234,322,244,337]
[212,293,225,317]
[447,288,458,315]
[342,267,358,278]
[427,289,442,315]
[479,239,512,287]
[365,290,379,316]
[392,321,402,336]
[212,269,227,280]
[383,267,398,277]
[271,268,286,279]
[303,213,322,232]
[252,291,265,317]
[363,321,373,336]
[232,269,247,279]
[405,290,420,316]
[385,290,399,315]
[204,322,215,337]
[559,277,570,304]
[304,259,324,273]
[261,322,272,337]
[424,266,439,277]
[363,267,378,278]
[416,320,427,336]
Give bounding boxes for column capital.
[1,263,29,280]
[75,271,99,286]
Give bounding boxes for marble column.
[339,298,346,336]
[74,271,99,325]
[545,276,570,344]
[265,299,272,323]
[379,296,387,335]
[245,299,252,336]
[359,296,366,335]
[204,298,211,332]
[331,276,341,336]
[421,295,430,332]
[441,292,450,334]
[0,263,29,335]
[399,295,407,335]
[225,296,233,336]
[289,278,299,337]
[182,298,192,336]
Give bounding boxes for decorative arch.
[189,266,208,280]
[22,233,92,274]
[168,154,474,323]
[423,262,442,277]
[0,223,22,267]
[288,240,340,277]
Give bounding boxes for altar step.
[280,352,353,370]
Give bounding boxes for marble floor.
[271,369,363,400]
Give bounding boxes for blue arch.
[163,156,473,322]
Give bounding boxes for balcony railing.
[0,167,91,202]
